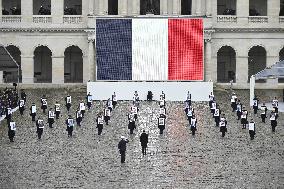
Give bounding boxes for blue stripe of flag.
[96,19,132,80]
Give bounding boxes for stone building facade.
[0,0,284,89]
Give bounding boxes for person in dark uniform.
[36,117,44,140]
[8,120,16,142]
[104,106,111,125]
[236,100,242,120]
[241,106,248,129]
[210,100,216,114]
[252,96,259,115]
[209,92,214,108]
[41,95,47,113]
[79,101,86,118]
[107,98,113,112]
[133,91,139,106]
[118,136,129,163]
[112,92,117,109]
[140,130,148,156]
[147,91,153,101]
[248,119,256,140]
[55,102,60,119]
[186,91,192,107]
[260,103,267,123]
[128,112,136,134]
[219,114,227,137]
[5,106,12,125]
[230,92,237,112]
[272,97,279,113]
[159,98,165,108]
[187,106,194,123]
[76,108,82,127]
[214,105,221,127]
[86,92,92,110]
[131,105,138,120]
[184,101,190,115]
[20,89,27,103]
[158,115,165,134]
[19,99,25,116]
[190,115,197,136]
[30,103,37,121]
[65,95,72,112]
[66,115,74,137]
[159,107,166,118]
[96,113,104,135]
[270,110,278,132]
[48,108,55,128]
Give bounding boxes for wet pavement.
[0,89,283,189]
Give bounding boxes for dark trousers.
[81,110,85,118]
[192,130,196,135]
[87,102,91,110]
[130,128,134,134]
[159,128,164,134]
[221,131,226,137]
[214,117,220,126]
[66,104,71,112]
[55,112,60,119]
[120,150,126,163]
[253,107,258,114]
[112,101,117,109]
[20,108,24,116]
[249,130,255,140]
[98,128,102,135]
[37,129,43,139]
[261,114,266,123]
[271,121,277,132]
[142,146,147,155]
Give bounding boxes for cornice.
[0,28,87,33]
[215,28,284,33]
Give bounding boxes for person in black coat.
[65,95,72,112]
[270,110,278,132]
[158,115,165,134]
[214,106,221,127]
[118,136,129,163]
[76,108,83,127]
[55,102,61,119]
[128,113,136,134]
[30,103,37,121]
[236,100,242,120]
[96,113,104,135]
[86,92,92,110]
[66,115,74,137]
[48,108,55,128]
[252,96,259,115]
[5,106,12,125]
[20,89,27,103]
[8,121,16,142]
[190,115,197,136]
[41,95,47,113]
[19,99,25,116]
[248,119,256,140]
[36,118,44,140]
[260,103,267,123]
[140,130,148,155]
[219,114,227,137]
[112,92,117,108]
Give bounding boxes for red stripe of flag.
[168,19,204,80]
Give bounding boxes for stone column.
[206,0,212,16]
[161,0,168,15]
[21,0,33,23]
[0,0,2,17]
[21,55,34,84]
[0,72,3,84]
[195,0,202,16]
[52,56,64,84]
[236,56,249,84]
[88,34,96,81]
[268,0,280,24]
[132,0,139,15]
[119,0,128,15]
[237,0,249,25]
[51,0,64,24]
[83,55,90,83]
[89,0,94,15]
[205,40,212,81]
[172,0,180,15]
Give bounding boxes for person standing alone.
[118,136,129,163]
[140,130,148,156]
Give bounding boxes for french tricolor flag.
[96,19,203,81]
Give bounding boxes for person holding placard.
[96,113,104,135]
[36,117,44,139]
[54,102,61,119]
[5,106,12,124]
[19,99,25,116]
[210,100,216,114]
[86,92,93,110]
[209,92,215,108]
[272,97,279,113]
[186,91,192,107]
[214,105,221,127]
[260,103,267,123]
[158,115,166,134]
[48,108,55,128]
[230,92,238,112]
[270,110,278,132]
[104,107,111,125]
[190,115,197,136]
[112,92,117,109]
[65,95,72,112]
[131,105,139,121]
[160,91,165,101]
[159,107,166,118]
[236,100,242,120]
[106,98,113,112]
[248,119,256,140]
[128,112,136,134]
[187,106,194,124]
[76,108,83,127]
[252,96,259,115]
[219,114,227,137]
[79,101,86,118]
[241,107,248,129]
[133,91,139,106]
[30,103,37,122]
[8,121,16,142]
[41,95,48,114]
[66,115,74,137]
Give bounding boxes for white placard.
[249,123,255,131]
[42,99,47,106]
[66,96,71,103]
[31,105,36,113]
[80,103,85,111]
[87,95,92,102]
[159,118,165,125]
[68,119,74,127]
[10,122,16,130]
[38,120,44,128]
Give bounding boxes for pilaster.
[51,0,64,24]
[119,0,128,15]
[206,0,212,16]
[237,0,249,26]
[21,0,33,23]
[89,0,94,15]
[21,55,34,84]
[87,30,96,81]
[236,56,249,84]
[52,56,64,84]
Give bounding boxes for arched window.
[248,46,266,83]
[34,46,52,83]
[64,46,83,83]
[217,46,236,83]
[5,45,21,83]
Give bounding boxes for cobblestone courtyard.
[0,88,283,189]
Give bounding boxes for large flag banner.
[96,19,203,81]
